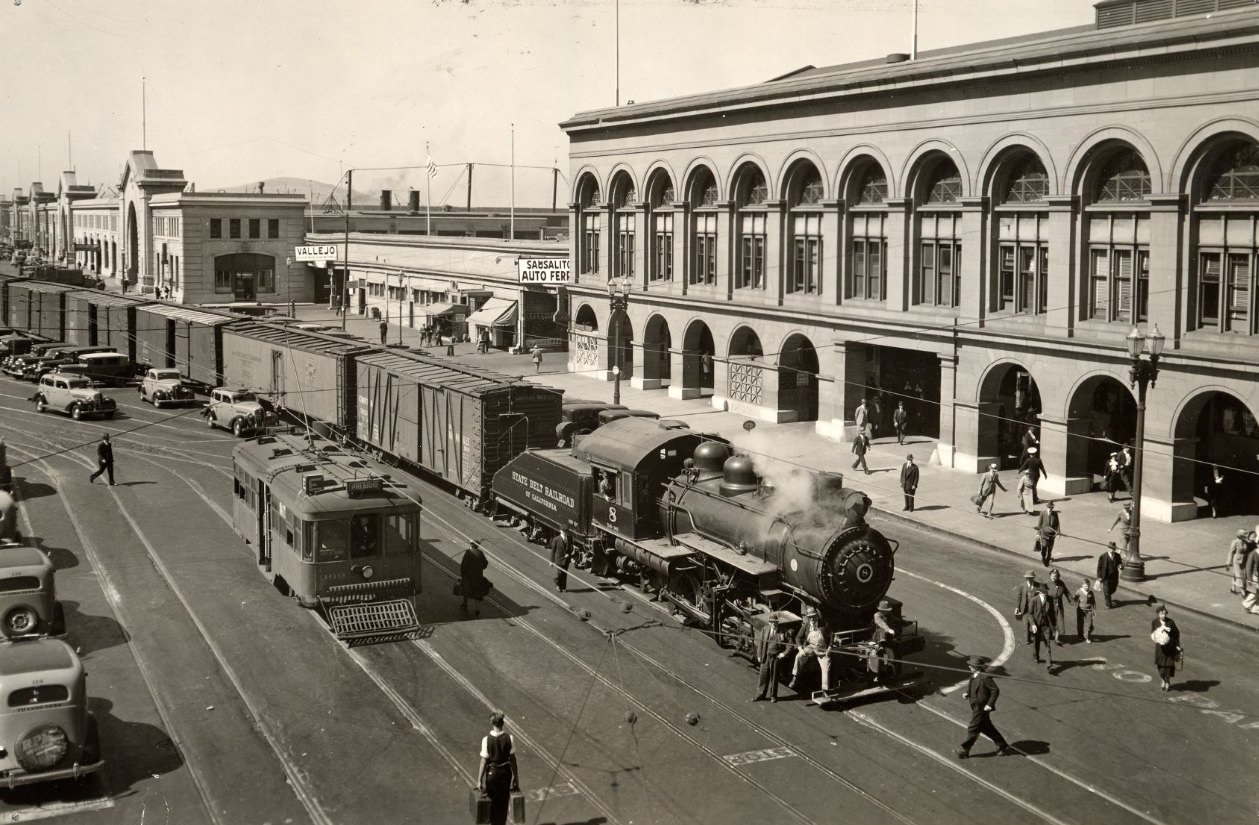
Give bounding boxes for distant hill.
[205,177,374,212]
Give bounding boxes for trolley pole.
[341,169,352,331]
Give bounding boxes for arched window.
[787,164,823,295]
[1194,139,1259,335]
[610,174,636,279]
[848,163,887,301]
[647,172,675,283]
[576,177,601,276]
[994,152,1049,315]
[689,168,718,286]
[916,158,963,308]
[734,165,767,291]
[1086,148,1150,325]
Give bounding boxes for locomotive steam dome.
[719,455,758,497]
[692,441,731,473]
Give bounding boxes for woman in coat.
[1150,604,1182,691]
[460,540,492,617]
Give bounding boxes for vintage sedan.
[0,545,66,640]
[139,368,197,408]
[204,387,268,436]
[33,373,117,420]
[0,638,103,788]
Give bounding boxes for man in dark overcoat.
[1096,541,1123,609]
[1014,570,1038,644]
[899,454,919,512]
[752,614,788,702]
[549,530,571,593]
[956,656,1013,758]
[1035,501,1060,567]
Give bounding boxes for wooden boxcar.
[355,350,562,504]
[222,323,375,431]
[63,291,149,360]
[0,274,28,328]
[7,281,74,340]
[135,304,241,389]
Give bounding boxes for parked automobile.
[0,545,66,640]
[5,354,70,382]
[33,373,117,420]
[58,352,135,387]
[555,402,626,447]
[0,638,103,788]
[139,368,197,408]
[204,387,268,436]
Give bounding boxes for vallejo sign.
[293,244,338,261]
[517,258,570,285]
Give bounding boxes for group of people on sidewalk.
[1226,527,1259,615]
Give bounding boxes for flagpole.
[426,142,432,237]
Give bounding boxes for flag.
[426,156,438,178]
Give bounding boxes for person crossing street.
[88,434,115,486]
[955,656,1013,759]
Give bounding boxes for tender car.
[0,638,103,788]
[139,368,196,408]
[33,373,117,420]
[57,352,135,388]
[0,546,66,640]
[555,402,626,447]
[204,387,267,436]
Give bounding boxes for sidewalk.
[286,304,1259,632]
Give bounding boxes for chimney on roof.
[380,190,392,211]
[257,181,265,194]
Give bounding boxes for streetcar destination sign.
[517,258,571,284]
[293,244,338,261]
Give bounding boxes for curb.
[870,504,1259,634]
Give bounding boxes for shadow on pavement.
[16,479,57,500]
[90,697,185,793]
[22,536,80,571]
[1174,679,1219,693]
[63,600,130,656]
[1006,739,1050,756]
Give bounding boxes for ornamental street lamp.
[1121,323,1165,582]
[607,276,632,405]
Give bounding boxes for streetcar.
[231,430,422,642]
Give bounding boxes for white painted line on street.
[4,798,115,821]
[899,566,1015,694]
[723,746,796,766]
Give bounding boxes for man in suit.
[1017,447,1048,512]
[549,530,571,593]
[1035,501,1060,567]
[899,454,919,512]
[893,402,909,445]
[955,656,1013,759]
[1027,584,1055,669]
[789,608,830,692]
[1014,571,1039,644]
[752,613,788,702]
[1096,541,1123,608]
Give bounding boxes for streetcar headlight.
[356,564,375,580]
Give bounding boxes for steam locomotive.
[492,417,925,701]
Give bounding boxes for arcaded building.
[560,0,1259,521]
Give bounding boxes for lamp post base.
[1120,559,1146,582]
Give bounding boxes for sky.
[2,0,1097,208]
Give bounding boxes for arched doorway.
[978,363,1043,469]
[1067,375,1136,484]
[608,309,634,383]
[126,203,140,284]
[570,304,600,375]
[641,314,672,388]
[728,326,765,407]
[1175,392,1259,517]
[778,333,819,422]
[681,320,715,397]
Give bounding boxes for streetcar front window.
[316,520,349,562]
[349,514,380,559]
[385,513,416,556]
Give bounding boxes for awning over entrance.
[466,298,517,328]
[419,302,465,319]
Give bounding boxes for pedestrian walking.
[955,656,1013,759]
[549,530,571,593]
[1150,604,1183,692]
[1119,445,1135,494]
[1019,426,1039,465]
[459,540,492,617]
[851,432,870,475]
[1203,465,1225,518]
[1096,541,1123,608]
[1035,500,1060,567]
[1014,570,1039,645]
[530,345,543,373]
[476,711,521,825]
[1073,577,1096,643]
[974,464,1005,518]
[88,434,115,485]
[1104,451,1123,502]
[378,319,388,344]
[1028,584,1055,670]
[899,453,919,512]
[1243,535,1259,615]
[1226,529,1249,595]
[752,613,788,702]
[1017,447,1047,513]
[1045,568,1069,644]
[1108,501,1133,553]
[854,398,869,442]
[893,401,908,445]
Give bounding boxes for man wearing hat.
[789,607,831,692]
[899,454,919,512]
[1017,446,1048,513]
[867,599,897,683]
[753,613,789,702]
[1027,583,1055,669]
[1096,540,1124,609]
[956,656,1013,759]
[1014,571,1039,644]
[1035,501,1060,568]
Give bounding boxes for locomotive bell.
[719,455,759,497]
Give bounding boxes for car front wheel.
[71,404,84,420]
[232,418,246,437]
[35,397,46,413]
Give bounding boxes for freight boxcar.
[135,304,241,389]
[63,291,149,360]
[7,281,74,341]
[355,350,562,505]
[222,323,375,431]
[0,275,28,327]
